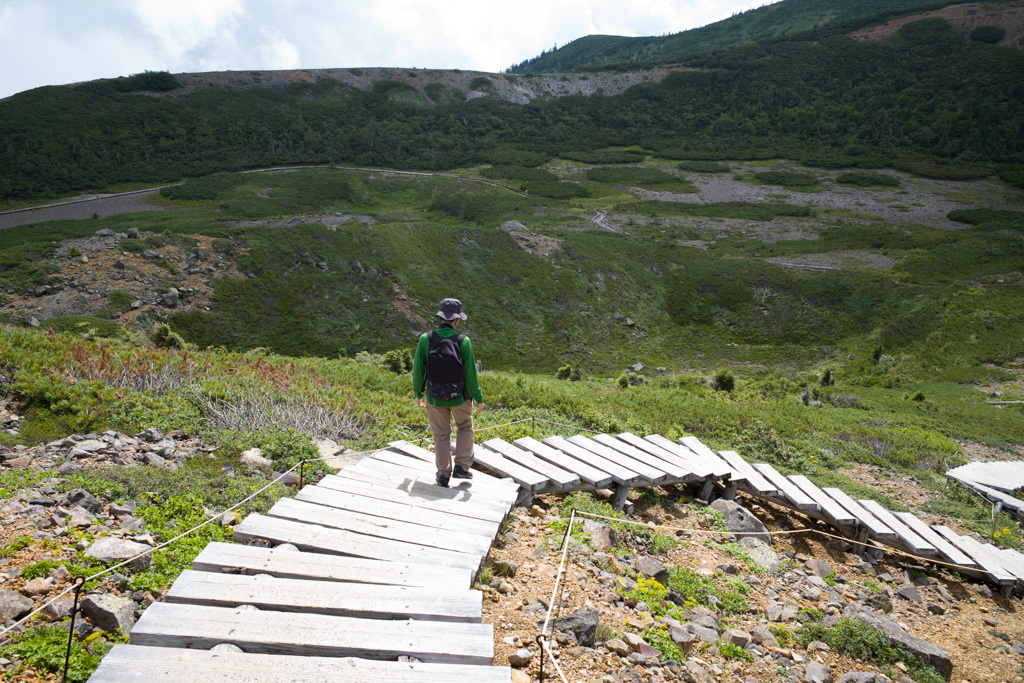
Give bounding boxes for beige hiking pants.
[425,400,475,476]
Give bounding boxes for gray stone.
[738,537,780,572]
[896,585,922,604]
[22,577,53,596]
[143,249,160,260]
[43,598,76,620]
[126,227,140,238]
[805,661,833,683]
[668,627,697,652]
[81,594,136,635]
[606,638,630,656]
[926,603,945,616]
[724,628,752,648]
[0,588,34,621]
[837,675,882,683]
[683,622,720,643]
[548,607,599,647]
[64,488,103,512]
[853,609,951,680]
[583,519,617,551]
[84,537,152,571]
[710,499,770,545]
[751,624,779,649]
[634,556,669,583]
[56,462,83,475]
[95,228,115,237]
[498,220,529,232]
[1011,641,1024,656]
[804,559,833,578]
[240,448,272,468]
[508,648,532,667]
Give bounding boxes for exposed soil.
[849,1,1024,49]
[0,192,166,231]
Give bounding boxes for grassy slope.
[507,0,963,73]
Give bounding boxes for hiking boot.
[452,466,473,479]
[436,473,450,488]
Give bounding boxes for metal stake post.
[63,575,87,683]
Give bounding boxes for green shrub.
[893,157,991,180]
[585,166,681,186]
[523,180,590,199]
[615,200,813,220]
[424,82,444,102]
[677,160,730,173]
[0,625,122,682]
[481,165,557,182]
[997,169,1024,189]
[43,316,123,338]
[561,150,647,164]
[151,322,186,349]
[211,237,235,255]
[469,76,493,91]
[711,370,735,392]
[970,26,1005,43]
[643,624,686,662]
[261,428,319,470]
[836,171,900,187]
[117,238,147,253]
[947,208,1024,226]
[555,364,582,381]
[753,171,819,188]
[161,173,246,201]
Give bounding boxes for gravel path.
[0,191,166,230]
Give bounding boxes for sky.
[0,0,774,99]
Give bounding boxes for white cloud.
[257,26,301,70]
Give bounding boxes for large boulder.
[547,607,599,647]
[738,537,780,572]
[64,488,103,513]
[582,519,617,551]
[633,556,669,583]
[710,499,770,546]
[81,594,136,635]
[853,609,952,680]
[84,537,152,571]
[0,588,34,621]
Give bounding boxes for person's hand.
[474,402,485,416]
[417,397,425,408]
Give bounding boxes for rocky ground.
[483,490,1024,683]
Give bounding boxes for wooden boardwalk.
[946,461,1024,520]
[89,442,518,681]
[92,432,1024,679]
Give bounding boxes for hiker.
[413,298,485,488]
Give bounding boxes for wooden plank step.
[857,500,937,557]
[90,644,512,682]
[333,468,517,516]
[617,432,714,479]
[233,514,480,574]
[513,437,614,488]
[484,438,581,489]
[679,437,735,479]
[316,475,510,524]
[350,457,520,502]
[472,445,549,490]
[386,441,522,490]
[930,526,1017,585]
[717,451,778,496]
[981,543,1024,581]
[948,475,1024,515]
[372,449,520,494]
[542,436,643,486]
[948,462,1024,493]
[567,435,665,485]
[788,476,856,526]
[750,464,819,511]
[166,569,481,622]
[642,434,720,479]
[591,434,697,482]
[890,514,975,568]
[294,484,500,538]
[822,488,898,542]
[267,498,493,557]
[130,603,495,665]
[191,542,466,590]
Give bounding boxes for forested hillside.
[508,0,952,73]
[2,15,1023,201]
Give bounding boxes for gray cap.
[436,298,467,320]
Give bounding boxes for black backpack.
[426,330,466,401]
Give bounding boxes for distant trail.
[591,209,623,232]
[0,164,527,229]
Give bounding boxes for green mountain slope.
[2,15,1023,202]
[508,0,964,73]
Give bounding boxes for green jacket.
[413,324,484,407]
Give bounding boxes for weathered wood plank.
[591,434,696,482]
[641,434,719,479]
[89,645,512,683]
[542,436,643,486]
[513,437,614,488]
[616,432,714,479]
[750,464,819,511]
[890,513,975,568]
[316,475,510,524]
[332,469,516,517]
[787,476,856,526]
[166,570,482,622]
[472,445,549,490]
[567,435,665,484]
[716,451,778,496]
[385,441,522,491]
[294,485,500,538]
[267,498,493,557]
[857,500,937,557]
[234,514,480,573]
[980,543,1024,581]
[129,603,495,665]
[191,542,466,590]
[947,474,1024,516]
[371,449,520,494]
[930,527,1016,584]
[349,457,520,503]
[821,488,898,542]
[484,438,580,489]
[678,436,736,479]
